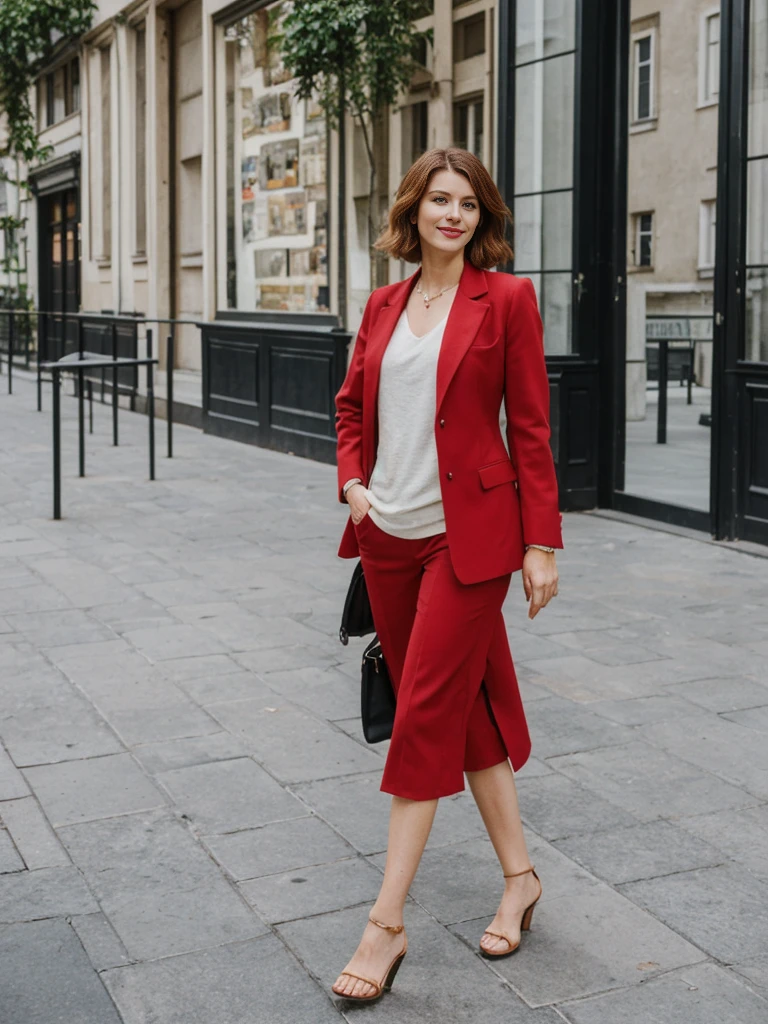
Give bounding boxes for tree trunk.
[337,69,348,329]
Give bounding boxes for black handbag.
[361,635,396,743]
[339,559,375,645]
[339,560,395,743]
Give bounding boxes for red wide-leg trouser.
[354,514,512,801]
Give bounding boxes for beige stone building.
[626,0,721,419]
[2,0,501,375]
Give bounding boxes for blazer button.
[439,419,445,428]
[446,471,453,480]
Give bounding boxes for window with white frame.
[454,96,484,160]
[633,212,653,267]
[134,25,147,256]
[699,10,720,106]
[699,199,717,270]
[632,31,655,122]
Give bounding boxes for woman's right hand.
[347,484,371,525]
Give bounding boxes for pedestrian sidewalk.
[0,375,766,1024]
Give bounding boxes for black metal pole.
[77,318,85,476]
[111,321,119,446]
[657,340,668,444]
[8,310,13,395]
[147,330,155,481]
[687,340,694,405]
[167,331,174,458]
[37,313,44,412]
[52,370,61,520]
[88,380,94,433]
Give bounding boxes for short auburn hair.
[374,148,513,269]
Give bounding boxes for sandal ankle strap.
[503,864,535,878]
[368,915,404,934]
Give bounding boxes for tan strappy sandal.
[480,864,541,960]
[332,916,408,1003]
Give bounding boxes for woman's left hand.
[522,549,559,620]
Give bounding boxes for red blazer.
[335,260,563,585]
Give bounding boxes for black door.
[39,188,80,361]
[713,0,768,544]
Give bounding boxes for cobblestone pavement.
[1,373,767,1024]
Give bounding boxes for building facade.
[3,0,767,545]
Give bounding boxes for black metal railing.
[0,309,201,459]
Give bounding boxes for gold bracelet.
[526,544,555,554]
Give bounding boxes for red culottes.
[355,514,519,801]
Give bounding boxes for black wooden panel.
[270,347,335,438]
[208,338,259,424]
[742,381,768,543]
[567,387,593,467]
[200,320,352,465]
[549,362,599,510]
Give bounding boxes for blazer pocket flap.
[478,459,518,489]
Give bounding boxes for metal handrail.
[0,308,199,459]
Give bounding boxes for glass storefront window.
[514,0,576,355]
[221,2,329,314]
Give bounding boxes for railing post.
[52,369,61,520]
[8,310,13,395]
[147,329,155,481]
[111,320,119,446]
[37,313,44,411]
[167,329,174,458]
[657,339,668,445]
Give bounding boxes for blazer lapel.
[435,263,489,413]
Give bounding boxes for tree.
[277,0,430,321]
[0,0,96,285]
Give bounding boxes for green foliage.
[277,0,428,128]
[0,0,95,167]
[0,0,95,278]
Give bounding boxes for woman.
[333,148,562,1003]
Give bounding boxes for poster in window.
[263,6,292,86]
[259,139,299,190]
[239,10,267,76]
[268,190,306,236]
[300,135,325,188]
[254,248,288,277]
[241,156,258,200]
[314,198,327,247]
[252,91,292,134]
[242,201,256,243]
[305,95,325,135]
[257,282,308,311]
[241,87,256,139]
[289,248,312,276]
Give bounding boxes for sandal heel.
[521,902,536,931]
[384,952,406,991]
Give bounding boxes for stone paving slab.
[560,960,768,1024]
[279,903,565,1024]
[0,796,69,870]
[0,918,123,1024]
[103,934,343,1024]
[1,376,767,1022]
[617,862,768,963]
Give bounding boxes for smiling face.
[413,168,482,260]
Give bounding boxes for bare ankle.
[369,904,405,929]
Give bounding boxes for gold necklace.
[415,280,459,309]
